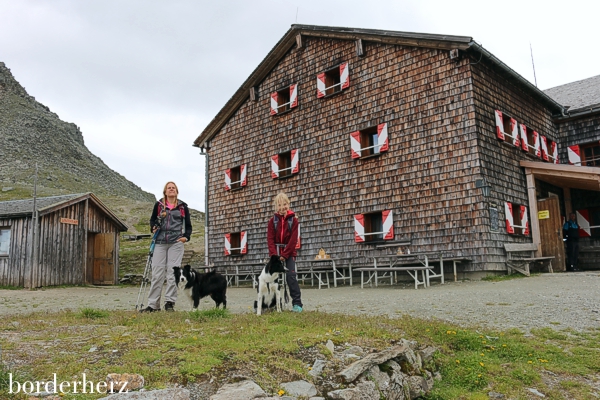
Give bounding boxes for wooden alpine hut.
[0,193,128,288]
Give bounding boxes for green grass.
[482,273,541,282]
[0,310,599,399]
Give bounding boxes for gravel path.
[2,272,599,332]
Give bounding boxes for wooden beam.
[249,86,258,102]
[355,39,364,57]
[296,33,303,49]
[525,168,542,257]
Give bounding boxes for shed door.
[537,197,566,272]
[93,233,115,285]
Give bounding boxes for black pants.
[566,239,579,270]
[285,257,302,307]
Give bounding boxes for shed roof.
[193,24,565,148]
[0,193,128,231]
[544,75,600,113]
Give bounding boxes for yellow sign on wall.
[538,210,550,220]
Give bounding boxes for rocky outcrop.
[0,61,154,202]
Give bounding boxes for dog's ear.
[183,265,191,272]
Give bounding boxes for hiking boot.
[140,306,159,313]
[164,301,175,312]
[292,305,303,313]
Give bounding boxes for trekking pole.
[135,230,159,311]
[276,244,290,306]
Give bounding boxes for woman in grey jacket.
[140,181,192,312]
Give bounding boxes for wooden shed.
[0,193,128,288]
[193,25,600,275]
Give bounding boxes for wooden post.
[525,168,542,257]
[563,187,572,215]
[83,198,89,284]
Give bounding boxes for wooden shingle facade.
[194,25,600,274]
[0,193,127,287]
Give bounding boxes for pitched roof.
[193,24,564,148]
[0,193,128,231]
[544,74,600,112]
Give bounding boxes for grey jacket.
[150,200,192,244]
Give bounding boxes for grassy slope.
[0,310,598,399]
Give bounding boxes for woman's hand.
[152,227,158,233]
[178,237,187,243]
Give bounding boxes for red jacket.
[267,210,299,259]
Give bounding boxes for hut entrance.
[537,196,566,271]
[87,232,116,285]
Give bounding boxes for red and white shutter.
[540,135,549,161]
[290,84,298,108]
[316,73,326,98]
[354,214,365,242]
[240,231,247,254]
[240,164,247,187]
[510,118,520,147]
[576,209,592,237]
[224,234,231,256]
[271,155,279,178]
[291,149,299,174]
[519,124,528,152]
[224,169,231,191]
[340,62,350,90]
[382,210,394,240]
[350,131,361,158]
[568,145,581,165]
[295,224,301,249]
[520,205,530,236]
[551,142,559,164]
[505,202,515,234]
[533,131,541,157]
[495,110,505,141]
[377,123,389,152]
[270,92,278,115]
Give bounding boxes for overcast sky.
[1,0,598,211]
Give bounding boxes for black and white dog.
[173,265,227,311]
[254,255,289,315]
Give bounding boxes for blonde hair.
[273,192,290,211]
[162,181,179,203]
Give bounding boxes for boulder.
[280,380,318,397]
[337,344,409,382]
[210,380,266,400]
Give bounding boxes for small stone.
[309,359,326,377]
[1,187,14,192]
[527,388,546,397]
[89,347,97,352]
[488,392,505,399]
[106,373,145,392]
[326,340,335,355]
[280,380,318,397]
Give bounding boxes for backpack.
[273,214,293,232]
[157,201,185,217]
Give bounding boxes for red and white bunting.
[377,123,389,152]
[495,110,505,141]
[510,118,520,147]
[240,231,247,254]
[340,62,350,89]
[540,136,549,161]
[290,84,298,108]
[316,73,326,98]
[382,210,394,240]
[354,214,365,242]
[568,145,581,166]
[532,131,541,157]
[271,155,279,179]
[551,142,559,164]
[224,234,231,256]
[224,169,231,191]
[240,164,247,186]
[296,224,301,249]
[520,205,530,236]
[350,131,361,158]
[505,202,514,234]
[291,149,299,174]
[519,123,528,152]
[576,209,592,237]
[270,92,278,115]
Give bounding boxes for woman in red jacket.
[267,192,303,312]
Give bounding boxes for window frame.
[0,227,11,257]
[270,84,298,115]
[224,231,247,256]
[354,210,394,243]
[317,62,349,98]
[271,149,299,180]
[505,202,530,236]
[351,123,389,159]
[225,164,247,191]
[580,142,600,167]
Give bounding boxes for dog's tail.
[284,279,290,305]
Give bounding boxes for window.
[350,123,389,158]
[505,202,529,236]
[270,84,298,115]
[576,209,600,238]
[581,142,600,167]
[271,149,299,179]
[0,228,10,256]
[317,62,349,98]
[224,232,247,256]
[494,110,519,145]
[225,164,247,191]
[354,210,394,242]
[518,124,541,157]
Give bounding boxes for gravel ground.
[1,272,599,332]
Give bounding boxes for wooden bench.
[219,262,264,288]
[504,243,554,276]
[294,258,354,289]
[355,264,432,289]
